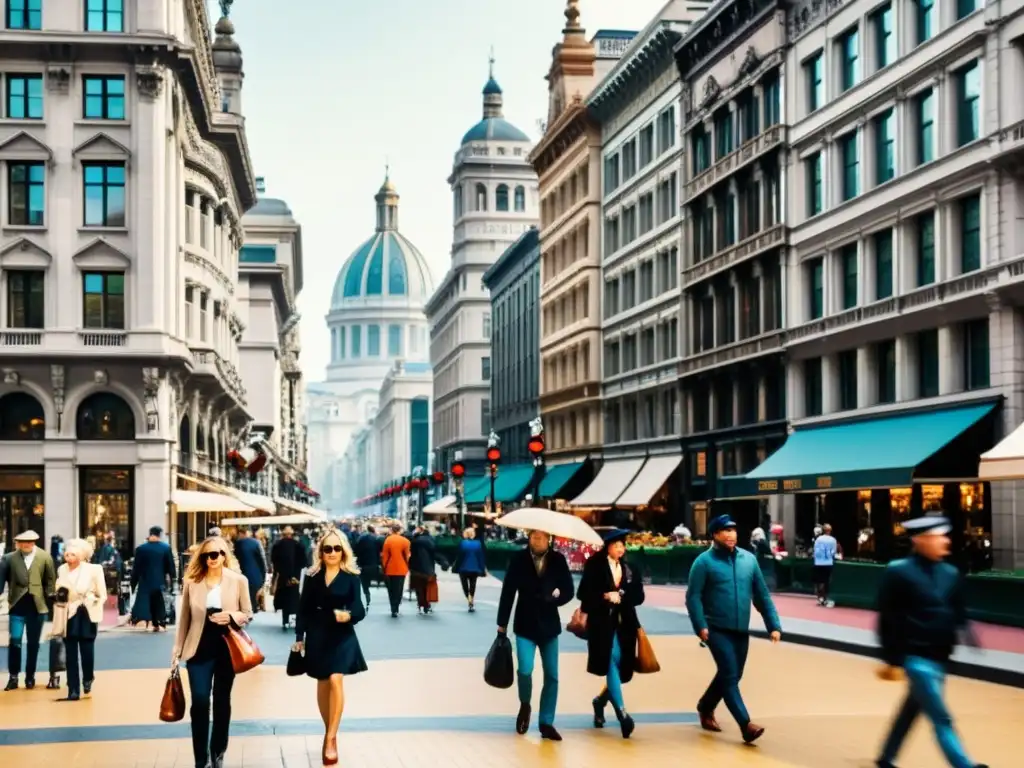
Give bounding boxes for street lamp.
[451,450,466,530]
[486,429,501,517]
[528,416,545,503]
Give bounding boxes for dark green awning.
[461,476,492,505]
[493,464,536,503]
[720,402,996,496]
[538,462,584,499]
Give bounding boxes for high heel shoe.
[322,734,338,765]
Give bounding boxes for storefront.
[79,467,134,561]
[718,400,999,569]
[0,468,44,551]
[569,454,682,531]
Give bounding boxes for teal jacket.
[685,545,781,635]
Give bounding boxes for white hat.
[13,530,39,542]
[904,516,951,537]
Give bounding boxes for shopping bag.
[566,607,588,639]
[223,622,265,674]
[49,637,67,673]
[426,575,439,604]
[483,632,514,689]
[634,627,661,674]
[159,667,186,722]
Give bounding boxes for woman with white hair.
[52,538,106,700]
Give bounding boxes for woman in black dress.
[294,529,367,766]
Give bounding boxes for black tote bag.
[483,632,514,689]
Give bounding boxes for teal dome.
[461,117,530,145]
[483,77,502,96]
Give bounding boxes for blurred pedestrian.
[453,527,487,612]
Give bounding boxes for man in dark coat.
[130,526,176,631]
[352,525,382,607]
[271,525,307,630]
[497,530,574,741]
[234,527,267,611]
[408,526,447,614]
[875,516,988,768]
[1,530,56,690]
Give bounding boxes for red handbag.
[159,667,186,722]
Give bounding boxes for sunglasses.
[200,551,226,562]
[321,545,345,554]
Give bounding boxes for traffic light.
[486,446,501,463]
[432,470,446,485]
[451,459,466,480]
[528,433,545,459]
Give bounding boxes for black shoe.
[515,703,531,735]
[618,712,635,739]
[875,761,896,768]
[539,724,562,741]
[211,754,225,768]
[4,677,17,691]
[24,677,34,690]
[60,691,80,701]
[46,675,60,690]
[83,679,93,695]
[592,696,606,728]
[391,611,398,618]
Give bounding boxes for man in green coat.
[1,530,56,690]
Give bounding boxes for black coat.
[352,533,382,574]
[130,540,175,622]
[271,536,307,612]
[576,552,645,683]
[234,536,266,590]
[409,533,447,576]
[497,548,574,644]
[296,568,367,679]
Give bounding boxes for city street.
[0,573,1020,767]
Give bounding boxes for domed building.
[306,178,434,513]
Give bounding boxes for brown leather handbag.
[223,622,265,674]
[566,607,588,639]
[159,667,186,722]
[426,575,439,604]
[635,627,661,674]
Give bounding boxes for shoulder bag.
[566,607,588,639]
[635,627,661,674]
[224,621,265,674]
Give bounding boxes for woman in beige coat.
[52,538,106,701]
[171,536,252,768]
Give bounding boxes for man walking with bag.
[686,515,781,743]
[1,531,56,690]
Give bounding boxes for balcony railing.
[189,348,248,407]
[0,329,187,357]
[683,224,787,288]
[0,330,42,346]
[679,329,785,377]
[683,124,786,202]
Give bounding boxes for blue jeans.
[514,636,559,726]
[187,654,236,767]
[606,633,626,712]
[880,656,975,768]
[8,612,44,678]
[698,629,751,727]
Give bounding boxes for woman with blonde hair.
[52,538,105,700]
[171,536,252,768]
[294,528,367,766]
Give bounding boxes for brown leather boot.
[742,722,765,743]
[698,709,722,732]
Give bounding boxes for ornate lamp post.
[451,450,466,531]
[527,416,546,503]
[486,430,501,517]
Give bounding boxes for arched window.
[196,423,207,453]
[514,185,526,212]
[0,392,44,440]
[496,184,509,212]
[76,392,135,440]
[179,415,192,468]
[475,183,488,212]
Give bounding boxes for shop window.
[76,391,135,440]
[0,469,44,546]
[0,392,44,439]
[917,329,939,397]
[80,467,132,561]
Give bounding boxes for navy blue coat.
[129,540,175,622]
[234,536,266,590]
[453,539,487,576]
[296,568,367,679]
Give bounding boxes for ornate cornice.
[530,102,591,176]
[587,25,682,119]
[674,0,778,81]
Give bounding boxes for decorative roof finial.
[218,0,233,19]
[489,46,495,78]
[385,156,389,180]
[564,0,581,31]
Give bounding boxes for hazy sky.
[218,0,668,380]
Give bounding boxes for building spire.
[482,47,504,119]
[375,168,399,232]
[489,45,495,78]
[562,0,587,46]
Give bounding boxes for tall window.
[6,270,43,328]
[714,109,733,159]
[807,152,823,216]
[513,185,526,212]
[804,357,823,417]
[874,229,893,300]
[917,329,939,398]
[916,0,934,44]
[762,72,781,126]
[82,272,125,329]
[83,75,126,119]
[692,126,711,174]
[805,52,823,112]
[495,184,509,212]
[350,326,362,357]
[838,28,860,92]
[957,0,977,19]
[956,61,980,147]
[809,258,824,319]
[8,162,44,226]
[83,163,126,227]
[366,324,380,356]
[603,155,619,194]
[622,139,637,180]
[639,124,655,166]
[482,312,491,339]
[916,89,935,165]
[876,340,896,404]
[964,319,989,390]
[658,107,676,152]
[960,194,981,273]
[475,183,487,211]
[874,108,895,185]
[917,212,935,286]
[85,0,123,32]
[841,244,858,309]
[387,324,402,357]
[5,74,43,119]
[841,132,859,201]
[873,4,894,70]
[838,350,858,410]
[481,357,491,381]
[723,193,736,247]
[6,0,41,29]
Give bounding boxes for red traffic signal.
[451,461,466,479]
[486,446,501,463]
[528,435,545,457]
[432,470,445,485]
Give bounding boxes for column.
[856,346,876,408]
[786,360,805,420]
[862,235,875,302]
[43,452,75,541]
[895,334,917,401]
[938,324,964,395]
[822,354,839,414]
[856,118,868,192]
[132,66,165,329]
[754,262,765,334]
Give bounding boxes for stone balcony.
[682,224,787,289]
[682,124,786,203]
[678,329,785,378]
[189,347,249,409]
[993,118,1024,168]
[0,328,192,360]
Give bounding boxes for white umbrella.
[495,507,604,547]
